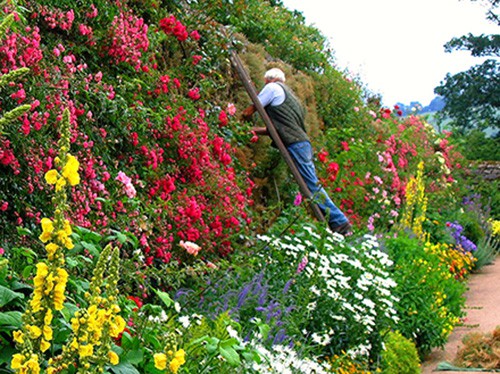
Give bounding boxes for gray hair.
[264,68,286,82]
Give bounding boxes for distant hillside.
[395,96,445,116]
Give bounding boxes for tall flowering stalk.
[11,109,124,373]
[47,244,125,373]
[11,109,77,373]
[401,161,428,239]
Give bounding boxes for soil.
[420,257,500,373]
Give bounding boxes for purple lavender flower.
[446,221,477,252]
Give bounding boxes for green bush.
[381,330,420,374]
[385,234,467,357]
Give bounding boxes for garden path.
[421,256,500,373]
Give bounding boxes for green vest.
[265,83,309,146]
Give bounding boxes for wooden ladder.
[229,49,326,223]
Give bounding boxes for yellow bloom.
[12,330,24,344]
[44,309,53,325]
[62,154,80,186]
[154,353,167,370]
[79,343,94,358]
[55,177,67,191]
[63,219,72,235]
[45,169,59,185]
[39,218,54,242]
[43,325,53,341]
[169,349,186,373]
[26,324,42,339]
[109,315,126,338]
[40,338,51,352]
[46,243,59,259]
[108,351,119,365]
[11,353,25,369]
[26,354,41,374]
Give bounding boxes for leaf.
[0,285,24,307]
[109,362,141,374]
[16,227,33,236]
[154,289,173,308]
[124,349,144,365]
[219,345,241,366]
[0,311,22,328]
[144,333,162,351]
[61,303,79,322]
[80,242,100,257]
[22,265,34,279]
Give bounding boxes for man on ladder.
[241,68,352,235]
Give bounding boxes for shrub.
[381,330,420,374]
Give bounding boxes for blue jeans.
[287,141,348,227]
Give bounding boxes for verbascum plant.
[47,244,125,373]
[401,161,428,239]
[11,109,125,373]
[11,109,76,373]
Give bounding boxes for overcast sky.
[281,0,498,107]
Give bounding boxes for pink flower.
[296,256,308,274]
[341,141,350,151]
[179,240,201,256]
[124,183,137,198]
[0,201,8,211]
[293,192,302,206]
[116,171,132,185]
[190,30,201,41]
[0,248,4,256]
[226,103,236,116]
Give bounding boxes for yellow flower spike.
[154,353,167,370]
[108,351,119,365]
[45,169,59,185]
[169,349,186,373]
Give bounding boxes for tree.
[434,0,499,134]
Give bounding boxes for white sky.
[281,0,499,106]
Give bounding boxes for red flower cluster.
[159,15,189,41]
[108,10,149,71]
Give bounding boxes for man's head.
[264,68,286,83]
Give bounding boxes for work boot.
[329,221,353,235]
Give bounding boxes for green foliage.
[436,3,499,134]
[435,60,500,132]
[381,331,420,374]
[385,234,467,357]
[194,0,331,71]
[450,130,500,161]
